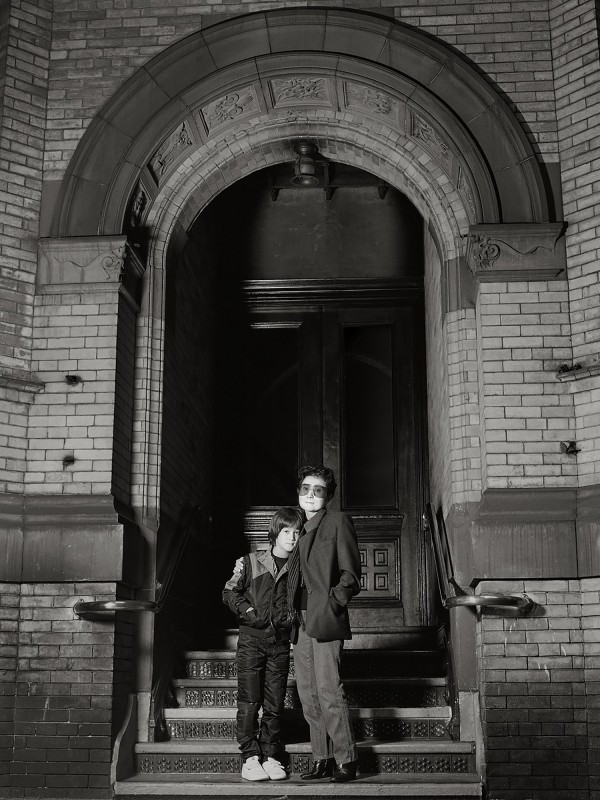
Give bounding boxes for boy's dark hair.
[268,506,304,546]
[297,464,337,500]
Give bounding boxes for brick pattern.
[447,309,481,502]
[395,0,558,160]
[0,381,39,493]
[424,231,453,510]
[43,0,557,183]
[582,578,600,800]
[477,281,575,489]
[480,579,589,800]
[6,582,131,798]
[549,0,600,487]
[0,583,20,787]
[27,292,119,495]
[0,0,52,491]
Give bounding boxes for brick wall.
[424,228,452,510]
[447,309,481,502]
[476,281,576,490]
[480,579,589,800]
[43,0,558,188]
[27,292,119,496]
[0,0,52,491]
[549,0,600,486]
[395,0,558,161]
[2,582,134,799]
[582,578,600,800]
[0,583,19,789]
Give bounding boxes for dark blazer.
[299,508,361,641]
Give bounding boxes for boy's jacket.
[223,549,291,639]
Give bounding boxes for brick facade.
[480,579,591,800]
[0,2,600,799]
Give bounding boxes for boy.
[223,506,304,782]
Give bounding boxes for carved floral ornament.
[138,76,482,233]
[270,76,330,106]
[38,237,129,289]
[150,123,193,183]
[465,224,566,280]
[345,83,394,115]
[201,88,260,132]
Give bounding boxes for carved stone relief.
[458,168,477,222]
[129,184,148,229]
[200,88,260,132]
[465,223,566,280]
[411,112,451,167]
[345,82,395,117]
[38,237,128,288]
[270,76,331,107]
[149,122,194,183]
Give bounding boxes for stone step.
[174,677,447,710]
[164,706,452,741]
[198,627,446,653]
[116,772,482,799]
[134,740,476,777]
[182,649,447,680]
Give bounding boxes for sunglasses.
[298,483,328,498]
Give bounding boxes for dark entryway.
[197,163,429,629]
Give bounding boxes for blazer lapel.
[301,508,326,564]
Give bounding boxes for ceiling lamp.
[291,140,320,187]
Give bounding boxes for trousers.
[293,618,357,765]
[236,631,290,761]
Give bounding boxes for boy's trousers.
[236,631,290,761]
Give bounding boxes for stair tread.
[116,773,481,796]
[164,706,451,719]
[174,676,447,686]
[136,740,473,754]
[183,650,445,659]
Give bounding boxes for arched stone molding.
[50,8,552,240]
[133,114,478,521]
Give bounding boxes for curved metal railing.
[74,506,207,618]
[424,503,534,615]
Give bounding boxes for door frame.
[243,278,431,627]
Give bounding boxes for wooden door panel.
[244,287,426,626]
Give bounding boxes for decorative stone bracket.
[38,236,145,307]
[465,223,566,281]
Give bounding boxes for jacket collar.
[304,507,326,532]
[301,507,327,562]
[258,546,289,579]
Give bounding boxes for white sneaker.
[241,756,269,781]
[262,757,288,781]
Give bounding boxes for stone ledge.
[465,223,566,281]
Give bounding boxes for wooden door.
[241,282,428,628]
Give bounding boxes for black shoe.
[301,758,335,780]
[330,761,358,782]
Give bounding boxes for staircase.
[115,627,482,799]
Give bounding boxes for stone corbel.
[38,236,146,306]
[465,223,566,281]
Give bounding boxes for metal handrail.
[424,503,534,615]
[74,506,206,618]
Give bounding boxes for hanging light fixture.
[291,140,319,187]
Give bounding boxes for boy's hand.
[233,557,244,575]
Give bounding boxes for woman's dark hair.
[297,464,337,500]
[268,506,305,545]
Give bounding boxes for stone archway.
[51,8,551,242]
